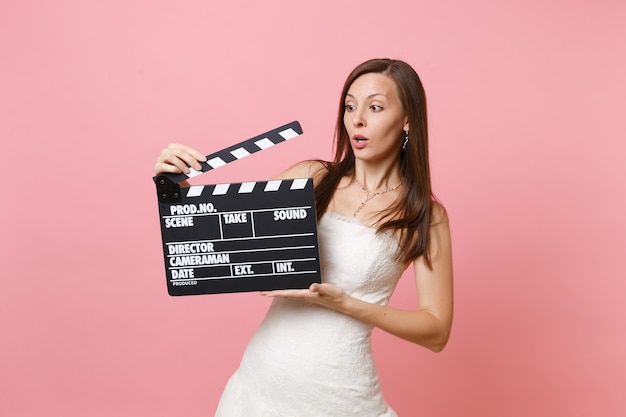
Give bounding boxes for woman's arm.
[264,205,454,352]
[343,208,453,351]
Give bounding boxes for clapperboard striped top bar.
[155,120,303,185]
[185,178,310,198]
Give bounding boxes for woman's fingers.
[154,143,206,175]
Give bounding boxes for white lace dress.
[214,212,406,417]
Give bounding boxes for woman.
[154,58,453,416]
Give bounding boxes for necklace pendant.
[353,199,369,216]
[352,177,402,217]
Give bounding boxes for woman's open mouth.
[352,135,369,149]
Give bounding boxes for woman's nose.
[352,111,366,127]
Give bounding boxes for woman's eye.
[344,104,356,111]
[370,105,383,112]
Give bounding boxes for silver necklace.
[353,178,402,216]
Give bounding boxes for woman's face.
[343,72,408,165]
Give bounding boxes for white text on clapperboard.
[164,202,311,286]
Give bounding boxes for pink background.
[2,1,625,416]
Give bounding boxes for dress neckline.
[322,212,399,242]
[323,211,376,230]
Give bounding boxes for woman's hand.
[261,283,349,311]
[154,143,207,175]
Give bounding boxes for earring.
[402,130,409,151]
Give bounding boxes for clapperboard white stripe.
[207,157,228,169]
[231,147,251,159]
[264,180,282,192]
[186,185,204,197]
[290,178,308,190]
[255,138,275,149]
[187,167,203,178]
[213,183,230,195]
[239,182,256,193]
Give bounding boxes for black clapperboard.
[154,121,321,296]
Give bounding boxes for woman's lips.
[352,135,369,149]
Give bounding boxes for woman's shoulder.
[272,160,330,182]
[431,200,450,226]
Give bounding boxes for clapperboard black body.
[154,121,321,296]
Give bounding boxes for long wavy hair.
[315,58,436,267]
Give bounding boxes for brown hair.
[315,58,436,267]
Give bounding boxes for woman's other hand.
[261,283,348,311]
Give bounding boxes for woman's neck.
[353,160,402,193]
